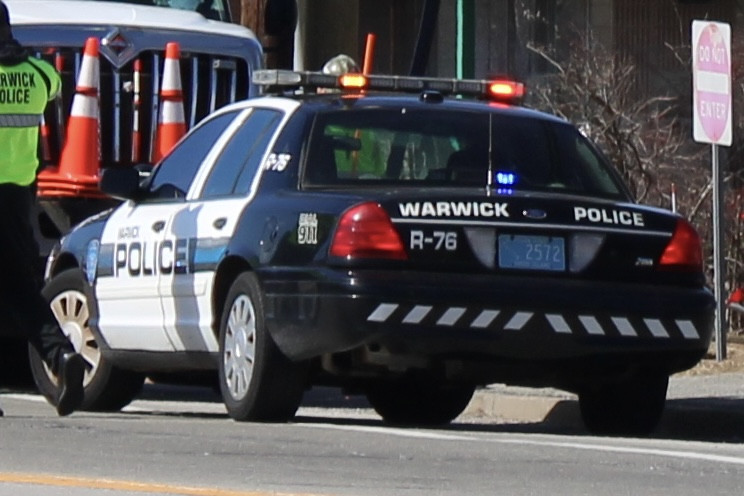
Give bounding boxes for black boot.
[56,352,84,416]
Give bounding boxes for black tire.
[579,374,669,436]
[366,378,475,426]
[31,268,145,411]
[218,272,308,422]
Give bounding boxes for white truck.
[2,0,265,381]
[6,0,263,243]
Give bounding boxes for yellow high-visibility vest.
[0,57,61,186]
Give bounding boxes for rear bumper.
[261,268,715,380]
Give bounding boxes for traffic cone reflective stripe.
[160,42,183,99]
[72,41,100,96]
[132,58,142,162]
[153,42,187,162]
[37,37,102,198]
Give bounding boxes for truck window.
[68,0,231,22]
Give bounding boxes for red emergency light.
[488,80,525,100]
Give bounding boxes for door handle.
[213,217,227,230]
[152,220,165,232]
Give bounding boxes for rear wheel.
[579,374,669,436]
[31,269,145,411]
[218,272,308,421]
[366,378,475,426]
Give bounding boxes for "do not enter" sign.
[692,20,732,146]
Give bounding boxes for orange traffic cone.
[39,114,52,163]
[57,36,100,180]
[37,37,101,197]
[153,42,186,162]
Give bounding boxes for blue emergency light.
[495,171,516,185]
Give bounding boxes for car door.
[96,202,181,351]
[95,110,242,351]
[160,107,285,352]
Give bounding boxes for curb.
[464,383,744,438]
[464,390,578,429]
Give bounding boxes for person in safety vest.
[320,54,392,179]
[0,1,84,417]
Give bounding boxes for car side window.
[200,108,283,198]
[146,111,240,200]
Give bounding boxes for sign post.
[692,20,732,360]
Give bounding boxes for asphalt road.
[1,375,744,495]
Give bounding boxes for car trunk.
[361,190,703,287]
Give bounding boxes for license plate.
[498,234,566,271]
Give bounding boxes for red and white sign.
[692,20,732,146]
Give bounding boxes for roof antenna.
[486,117,493,196]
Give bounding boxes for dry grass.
[678,336,744,376]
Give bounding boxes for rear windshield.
[303,107,628,200]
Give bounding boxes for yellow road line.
[0,472,322,496]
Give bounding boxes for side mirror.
[100,167,143,201]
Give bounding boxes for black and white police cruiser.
[37,69,714,434]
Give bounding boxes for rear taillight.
[330,202,407,260]
[659,219,703,270]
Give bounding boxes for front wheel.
[366,379,475,426]
[218,272,308,422]
[31,268,145,411]
[579,374,669,436]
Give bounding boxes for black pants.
[0,183,72,373]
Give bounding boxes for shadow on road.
[294,393,744,443]
[657,397,744,442]
[454,397,744,442]
[82,382,744,443]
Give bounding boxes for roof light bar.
[252,69,525,103]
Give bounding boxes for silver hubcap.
[48,289,99,387]
[223,294,256,401]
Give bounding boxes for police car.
[36,70,715,434]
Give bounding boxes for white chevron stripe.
[403,305,432,324]
[471,310,500,328]
[579,315,604,335]
[546,314,571,334]
[437,307,466,326]
[611,317,637,337]
[676,320,700,340]
[505,312,533,330]
[367,303,398,322]
[369,304,695,343]
[644,319,670,338]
